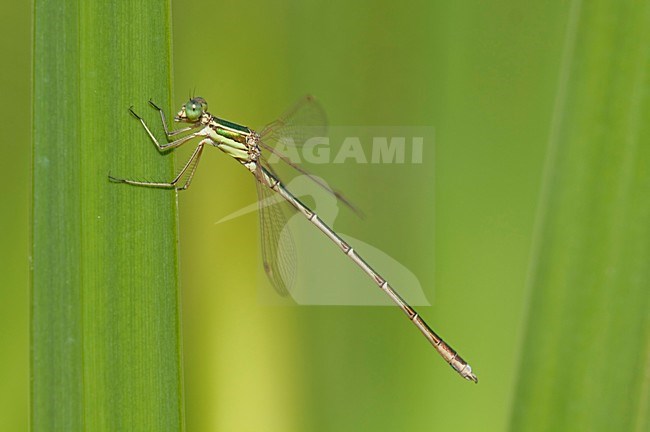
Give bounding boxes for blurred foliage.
[510,2,650,430]
[0,2,31,431]
[0,1,30,431]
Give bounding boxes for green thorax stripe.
[215,117,250,134]
[212,117,251,144]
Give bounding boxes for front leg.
[128,105,204,151]
[148,99,200,138]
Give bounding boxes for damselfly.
[109,96,478,383]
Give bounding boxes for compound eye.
[184,99,203,121]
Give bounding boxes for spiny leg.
[148,99,198,137]
[129,105,202,151]
[109,139,209,191]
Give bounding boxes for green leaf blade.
[510,1,650,431]
[33,1,184,431]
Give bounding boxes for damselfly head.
[175,97,208,123]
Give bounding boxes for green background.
[3,1,646,431]
[171,2,555,430]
